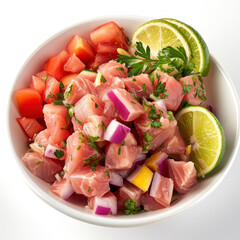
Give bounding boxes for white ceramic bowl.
[8,16,240,227]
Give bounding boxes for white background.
[1,0,240,239]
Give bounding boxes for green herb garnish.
[167,111,175,120]
[104,170,110,178]
[54,149,64,159]
[118,147,121,155]
[123,199,142,215]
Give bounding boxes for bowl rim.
[7,15,240,227]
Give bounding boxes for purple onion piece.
[110,172,123,187]
[203,104,213,113]
[45,144,65,160]
[103,119,130,145]
[107,90,130,120]
[95,206,111,215]
[157,157,168,176]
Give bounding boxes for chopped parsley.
[70,155,73,161]
[36,160,42,165]
[167,111,175,120]
[64,83,73,99]
[132,78,137,82]
[104,170,110,178]
[62,140,66,149]
[59,81,65,89]
[83,154,104,171]
[95,103,98,109]
[118,147,121,155]
[159,143,164,148]
[195,84,206,101]
[87,186,91,192]
[79,132,85,143]
[102,121,107,131]
[54,149,64,159]
[124,200,142,215]
[181,100,190,108]
[151,120,162,128]
[42,76,48,82]
[100,75,106,83]
[142,83,147,93]
[87,136,100,153]
[116,67,125,72]
[131,101,137,104]
[122,141,125,146]
[142,132,154,151]
[77,145,81,150]
[183,84,193,94]
[74,115,82,125]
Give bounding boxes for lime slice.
[130,19,191,61]
[176,106,225,177]
[163,18,210,76]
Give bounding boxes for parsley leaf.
[183,84,193,94]
[181,100,190,108]
[167,111,175,120]
[151,120,162,128]
[104,170,110,178]
[100,75,106,83]
[124,199,142,215]
[142,83,147,93]
[64,83,73,99]
[54,149,64,159]
[118,147,121,155]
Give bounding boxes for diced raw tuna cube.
[83,115,110,141]
[77,70,97,83]
[107,88,144,121]
[122,74,153,99]
[105,143,139,170]
[43,104,70,146]
[22,151,62,183]
[168,159,197,194]
[64,77,97,105]
[109,171,123,187]
[71,116,83,132]
[149,172,174,207]
[43,76,60,104]
[34,129,50,149]
[180,74,206,106]
[103,100,119,119]
[70,166,111,197]
[153,71,184,111]
[50,178,74,200]
[98,60,128,85]
[74,94,105,124]
[134,111,177,150]
[124,132,137,146]
[140,192,164,211]
[64,131,101,179]
[114,182,142,209]
[88,191,117,215]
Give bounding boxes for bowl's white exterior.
[8,15,240,227]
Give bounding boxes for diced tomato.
[63,54,85,73]
[95,42,120,58]
[43,50,70,80]
[15,88,43,118]
[90,21,128,50]
[87,53,113,71]
[30,76,46,94]
[43,76,60,103]
[67,35,95,64]
[17,117,45,139]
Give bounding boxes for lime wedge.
[176,106,225,177]
[163,18,210,76]
[130,19,191,60]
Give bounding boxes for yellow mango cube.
[131,165,153,192]
[144,151,164,172]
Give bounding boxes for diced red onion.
[116,169,132,179]
[107,90,130,120]
[127,165,142,182]
[95,206,111,215]
[149,172,161,198]
[132,153,147,168]
[203,104,213,113]
[154,99,167,111]
[44,144,66,160]
[110,172,123,187]
[103,119,130,145]
[61,181,74,200]
[156,153,168,176]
